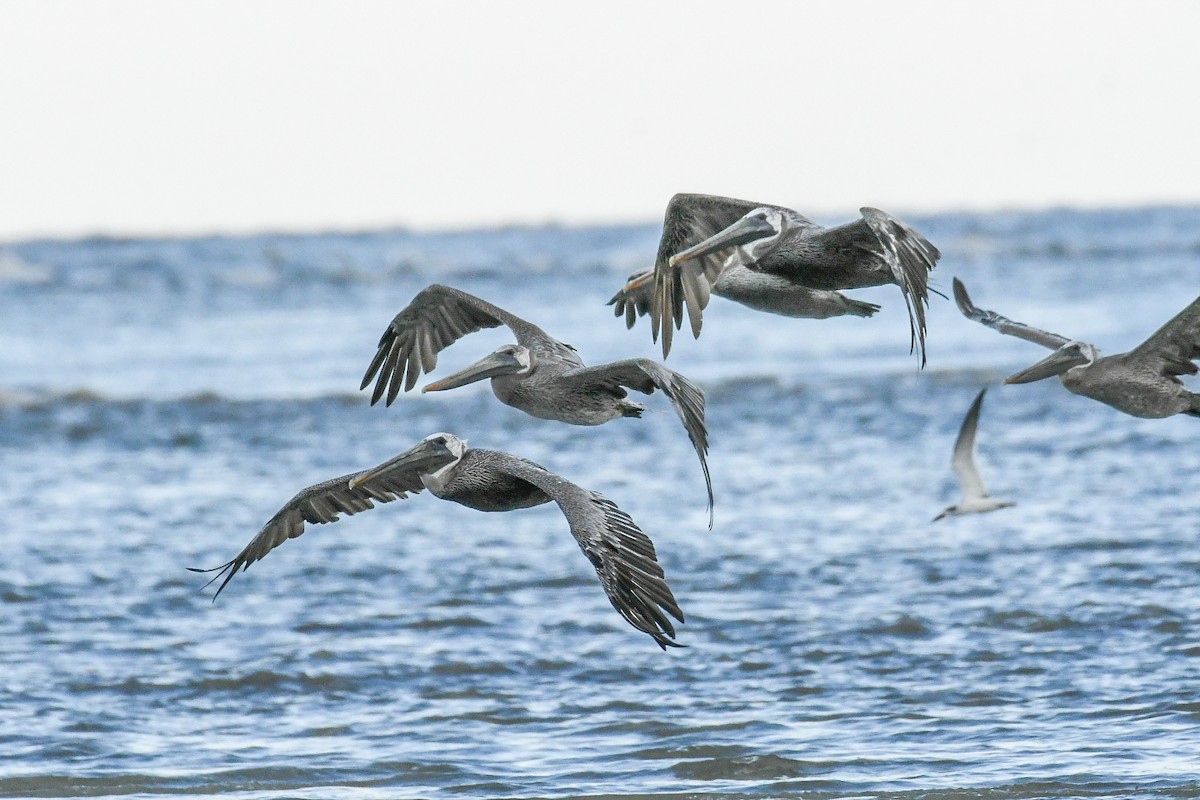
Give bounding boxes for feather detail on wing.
[492,455,685,649]
[359,284,566,406]
[562,359,713,527]
[952,278,1073,351]
[607,270,655,329]
[651,193,790,357]
[859,208,941,368]
[189,464,431,599]
[1127,296,1200,379]
[951,389,989,502]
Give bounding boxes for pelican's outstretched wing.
[1127,296,1200,380]
[858,208,941,367]
[607,270,655,329]
[951,389,989,502]
[488,452,685,650]
[189,457,442,599]
[651,193,797,357]
[360,284,575,406]
[562,359,712,527]
[952,278,1072,351]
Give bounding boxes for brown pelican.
[934,388,1015,521]
[360,284,713,526]
[191,433,685,649]
[609,266,879,331]
[616,193,941,364]
[954,279,1200,418]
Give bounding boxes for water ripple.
[5,209,1200,797]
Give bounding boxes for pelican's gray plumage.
[359,284,713,526]
[954,279,1200,419]
[624,193,940,364]
[609,266,879,332]
[934,389,1015,521]
[192,433,685,649]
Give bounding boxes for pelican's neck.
[1061,346,1101,387]
[420,459,456,495]
[420,448,465,496]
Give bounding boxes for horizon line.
[3,198,1199,247]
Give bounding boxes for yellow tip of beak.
[623,273,653,292]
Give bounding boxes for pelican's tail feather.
[1187,392,1200,417]
[620,401,645,418]
[845,298,882,318]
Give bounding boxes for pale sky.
[1,0,1198,241]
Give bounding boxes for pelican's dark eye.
[432,437,446,446]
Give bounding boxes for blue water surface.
[2,206,1200,798]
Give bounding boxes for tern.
[934,388,1015,521]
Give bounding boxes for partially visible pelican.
[359,285,713,526]
[954,279,1200,418]
[191,433,685,649]
[934,388,1015,521]
[619,193,941,364]
[609,266,879,332]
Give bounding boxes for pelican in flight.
[360,284,713,526]
[609,266,879,333]
[612,193,941,364]
[191,433,685,649]
[954,279,1200,418]
[934,389,1015,521]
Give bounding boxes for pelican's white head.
[492,344,532,373]
[417,432,468,492]
[422,344,532,393]
[423,432,468,460]
[347,432,467,489]
[668,207,783,267]
[1006,340,1099,384]
[1070,341,1100,366]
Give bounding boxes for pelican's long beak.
[422,350,524,393]
[348,439,454,489]
[667,214,777,267]
[1005,346,1087,384]
[620,271,653,293]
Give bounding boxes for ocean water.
[3,206,1200,799]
